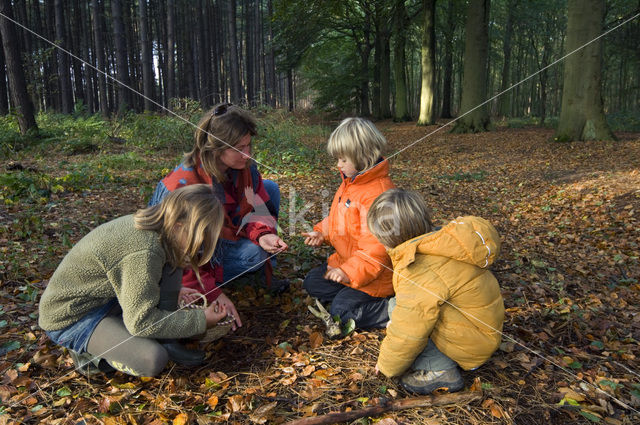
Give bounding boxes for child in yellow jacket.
[367,189,504,394]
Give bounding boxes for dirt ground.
[0,120,639,424]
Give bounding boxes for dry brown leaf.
[172,412,189,425]
[301,365,315,376]
[309,332,323,349]
[227,394,245,412]
[207,394,219,410]
[248,401,277,424]
[280,374,297,386]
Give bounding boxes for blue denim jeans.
[221,179,280,282]
[46,298,118,353]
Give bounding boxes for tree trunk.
[498,0,514,117]
[452,0,491,133]
[91,0,109,116]
[393,0,410,121]
[440,0,454,118]
[287,67,294,111]
[111,0,130,112]
[54,0,73,113]
[380,31,391,118]
[166,0,176,103]
[0,32,8,114]
[245,0,255,105]
[417,0,436,125]
[556,0,614,141]
[266,0,276,107]
[0,0,37,134]
[139,0,154,111]
[71,0,86,110]
[227,0,242,102]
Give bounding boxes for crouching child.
[367,189,505,394]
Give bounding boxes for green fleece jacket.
[38,215,206,338]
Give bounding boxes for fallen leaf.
[207,394,219,409]
[309,332,323,349]
[227,394,245,412]
[249,401,277,424]
[301,365,315,376]
[172,413,189,425]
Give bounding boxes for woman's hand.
[302,231,324,247]
[258,233,288,254]
[203,301,228,328]
[216,292,242,330]
[324,266,350,284]
[178,287,202,306]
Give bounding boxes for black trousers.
[303,264,390,329]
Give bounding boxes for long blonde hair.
[134,184,224,278]
[184,103,257,182]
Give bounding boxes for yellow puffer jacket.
[376,216,504,377]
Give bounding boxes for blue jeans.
[46,298,118,353]
[303,264,390,329]
[221,179,280,282]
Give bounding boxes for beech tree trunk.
[418,0,436,125]
[166,0,176,103]
[498,0,514,117]
[556,0,614,141]
[393,0,410,121]
[0,0,37,134]
[452,0,491,133]
[0,32,8,115]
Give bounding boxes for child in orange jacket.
[303,118,395,338]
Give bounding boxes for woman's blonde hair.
[134,184,224,280]
[327,117,387,172]
[367,189,433,248]
[184,103,257,182]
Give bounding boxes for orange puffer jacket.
[376,216,505,377]
[314,160,395,297]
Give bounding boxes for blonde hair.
[327,117,387,172]
[367,189,433,248]
[184,103,257,182]
[134,184,224,279]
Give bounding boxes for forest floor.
[0,116,639,425]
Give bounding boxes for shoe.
[400,368,464,395]
[69,350,115,377]
[341,318,356,337]
[160,341,206,366]
[307,299,341,339]
[268,277,290,295]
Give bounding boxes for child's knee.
[110,344,168,377]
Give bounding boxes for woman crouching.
[38,184,233,377]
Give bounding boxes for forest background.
[0,0,639,424]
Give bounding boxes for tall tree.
[555,0,613,141]
[91,0,108,116]
[0,31,8,115]
[54,0,73,113]
[0,0,37,134]
[111,0,131,111]
[227,0,241,102]
[452,0,490,133]
[166,0,176,103]
[139,0,154,110]
[417,0,436,125]
[498,0,515,117]
[393,0,410,121]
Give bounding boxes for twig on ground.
[284,391,482,425]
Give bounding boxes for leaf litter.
[0,120,638,424]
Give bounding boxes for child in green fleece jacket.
[39,184,238,377]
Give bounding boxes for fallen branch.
[285,391,482,425]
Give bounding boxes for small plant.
[437,170,487,182]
